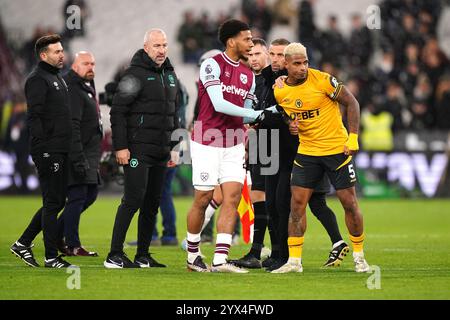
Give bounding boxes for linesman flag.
[237,175,254,243]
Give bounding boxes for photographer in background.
[4,99,30,194]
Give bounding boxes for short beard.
[51,60,63,69]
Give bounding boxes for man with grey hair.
[105,29,181,268]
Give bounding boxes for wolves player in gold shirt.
[272,43,370,273]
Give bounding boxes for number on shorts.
[348,164,356,179]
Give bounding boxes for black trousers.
[57,184,98,248]
[15,151,30,193]
[19,153,68,259]
[265,165,292,260]
[109,158,166,256]
[266,167,341,261]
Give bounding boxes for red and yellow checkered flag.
[237,175,254,243]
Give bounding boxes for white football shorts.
[191,141,246,191]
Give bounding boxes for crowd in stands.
[0,1,89,193]
[176,0,450,132]
[2,0,450,158]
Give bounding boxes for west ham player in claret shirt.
[185,19,264,273]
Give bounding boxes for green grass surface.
[1,195,450,300]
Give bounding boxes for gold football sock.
[288,237,304,259]
[349,233,365,253]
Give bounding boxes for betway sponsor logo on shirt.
[221,83,248,98]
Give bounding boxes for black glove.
[251,109,274,125]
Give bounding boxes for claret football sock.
[186,232,201,264]
[213,233,232,266]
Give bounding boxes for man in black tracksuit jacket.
[104,29,180,268]
[56,51,102,257]
[11,34,73,268]
[251,59,299,271]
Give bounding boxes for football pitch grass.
[0,195,449,300]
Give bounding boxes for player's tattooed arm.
[335,85,360,134]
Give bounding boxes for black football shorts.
[291,153,357,190]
